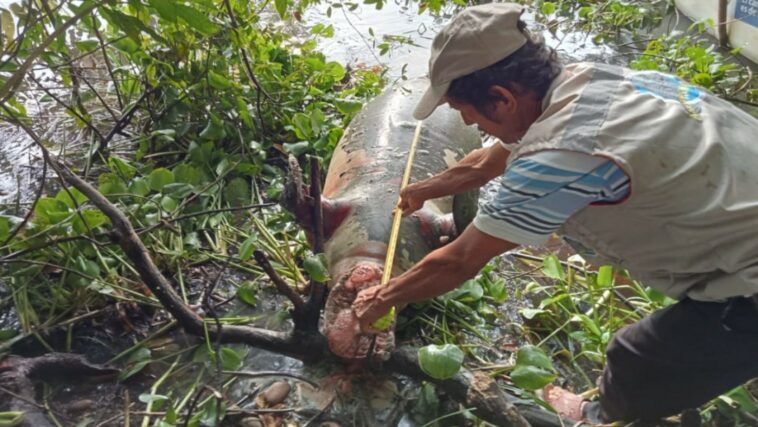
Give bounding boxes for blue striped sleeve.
[473,151,630,246]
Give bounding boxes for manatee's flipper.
[453,188,479,235]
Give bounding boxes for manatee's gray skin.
[319,79,482,361]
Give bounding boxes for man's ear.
[488,85,518,118]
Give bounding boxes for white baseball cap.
[413,3,528,120]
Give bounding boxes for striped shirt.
[473,150,630,246]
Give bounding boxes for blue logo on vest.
[630,71,703,120]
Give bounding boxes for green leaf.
[283,141,309,156]
[446,279,483,303]
[129,178,151,196]
[109,156,137,179]
[516,345,554,371]
[223,177,250,207]
[542,255,565,280]
[519,308,546,320]
[173,164,202,185]
[160,196,178,212]
[418,344,465,380]
[72,210,110,234]
[0,411,24,427]
[334,99,363,114]
[291,113,312,139]
[120,348,152,381]
[485,278,508,304]
[55,187,89,209]
[274,0,289,18]
[199,120,226,140]
[0,329,18,341]
[237,281,258,306]
[1,9,14,49]
[303,254,329,282]
[100,8,145,42]
[220,347,242,370]
[163,183,195,198]
[511,365,557,390]
[571,313,602,337]
[34,198,71,225]
[148,168,175,191]
[138,394,169,404]
[149,0,218,35]
[238,238,255,261]
[98,173,128,196]
[540,2,556,15]
[412,383,440,423]
[235,96,253,129]
[208,70,232,89]
[0,216,9,241]
[596,265,614,288]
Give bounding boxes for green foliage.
[511,345,557,390]
[630,23,754,101]
[0,0,384,334]
[302,253,329,282]
[418,343,465,380]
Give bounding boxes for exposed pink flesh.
[324,263,394,360]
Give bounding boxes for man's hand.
[399,183,427,216]
[352,285,391,334]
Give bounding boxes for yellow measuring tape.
[371,121,423,330]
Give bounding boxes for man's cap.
[413,3,527,120]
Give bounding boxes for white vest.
[510,63,758,301]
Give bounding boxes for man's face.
[444,87,540,144]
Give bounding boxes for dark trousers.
[583,296,758,422]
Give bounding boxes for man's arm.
[399,143,509,215]
[352,225,517,330]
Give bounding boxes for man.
[351,2,758,423]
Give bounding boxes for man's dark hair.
[447,20,562,118]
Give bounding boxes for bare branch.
[304,156,327,327]
[253,250,306,315]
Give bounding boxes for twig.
[222,0,270,132]
[202,260,229,427]
[253,250,305,314]
[94,88,158,159]
[91,12,123,110]
[138,202,276,235]
[181,387,206,427]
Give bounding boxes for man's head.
[414,3,562,144]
